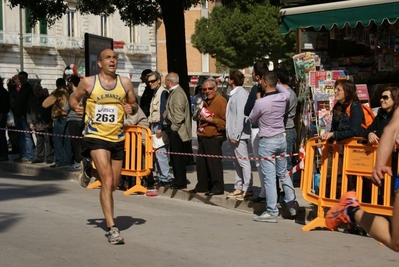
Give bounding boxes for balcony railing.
[55,36,84,50]
[0,31,19,46]
[24,33,56,48]
[126,43,151,55]
[0,31,150,54]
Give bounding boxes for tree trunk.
[157,0,190,99]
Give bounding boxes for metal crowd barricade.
[301,137,393,231]
[87,125,153,196]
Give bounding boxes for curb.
[0,160,317,223]
[149,187,317,224]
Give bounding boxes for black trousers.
[168,131,187,186]
[67,120,84,163]
[34,129,54,162]
[195,137,224,193]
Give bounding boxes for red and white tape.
[0,127,83,139]
[1,127,305,164]
[282,147,305,178]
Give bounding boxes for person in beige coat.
[164,72,191,189]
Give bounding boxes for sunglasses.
[203,87,215,91]
[381,95,390,100]
[148,79,158,84]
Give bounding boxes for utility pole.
[19,5,24,71]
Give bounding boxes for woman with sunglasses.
[363,86,399,197]
[364,86,399,145]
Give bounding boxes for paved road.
[1,171,398,267]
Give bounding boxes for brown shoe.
[236,190,254,201]
[226,189,243,199]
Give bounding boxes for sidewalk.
[0,125,315,223]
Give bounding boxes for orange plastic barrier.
[87,125,153,196]
[301,137,393,231]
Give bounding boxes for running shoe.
[78,157,92,188]
[105,227,125,245]
[325,191,360,229]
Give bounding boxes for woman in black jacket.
[364,86,399,198]
[364,86,399,144]
[321,79,365,142]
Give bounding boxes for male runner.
[69,48,137,244]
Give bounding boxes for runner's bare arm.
[121,77,137,115]
[372,107,399,185]
[69,76,93,115]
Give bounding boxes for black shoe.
[31,159,44,164]
[252,196,266,203]
[169,184,187,190]
[189,188,208,193]
[46,161,54,164]
[158,181,172,187]
[13,157,22,162]
[50,163,63,168]
[205,191,224,196]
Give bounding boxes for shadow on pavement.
[86,216,146,231]
[0,182,65,202]
[0,212,23,233]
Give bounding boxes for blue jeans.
[259,133,295,216]
[285,128,297,182]
[151,124,172,182]
[14,117,34,160]
[53,118,72,165]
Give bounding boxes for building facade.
[0,1,156,91]
[156,1,221,86]
[156,1,254,93]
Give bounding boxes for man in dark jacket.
[27,84,54,164]
[11,72,34,162]
[0,77,10,161]
[139,69,153,117]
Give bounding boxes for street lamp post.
[19,5,24,71]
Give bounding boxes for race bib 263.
[94,104,118,124]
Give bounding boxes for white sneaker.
[253,211,278,223]
[69,161,81,171]
[105,227,125,245]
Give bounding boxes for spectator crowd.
[3,59,394,225]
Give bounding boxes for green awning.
[280,0,399,34]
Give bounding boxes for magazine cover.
[314,93,332,135]
[293,53,306,80]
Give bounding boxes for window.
[0,1,3,31]
[25,9,47,34]
[25,8,32,33]
[39,18,47,35]
[67,11,75,37]
[201,0,208,9]
[101,15,107,37]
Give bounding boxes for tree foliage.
[191,1,296,69]
[7,0,205,27]
[6,0,288,94]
